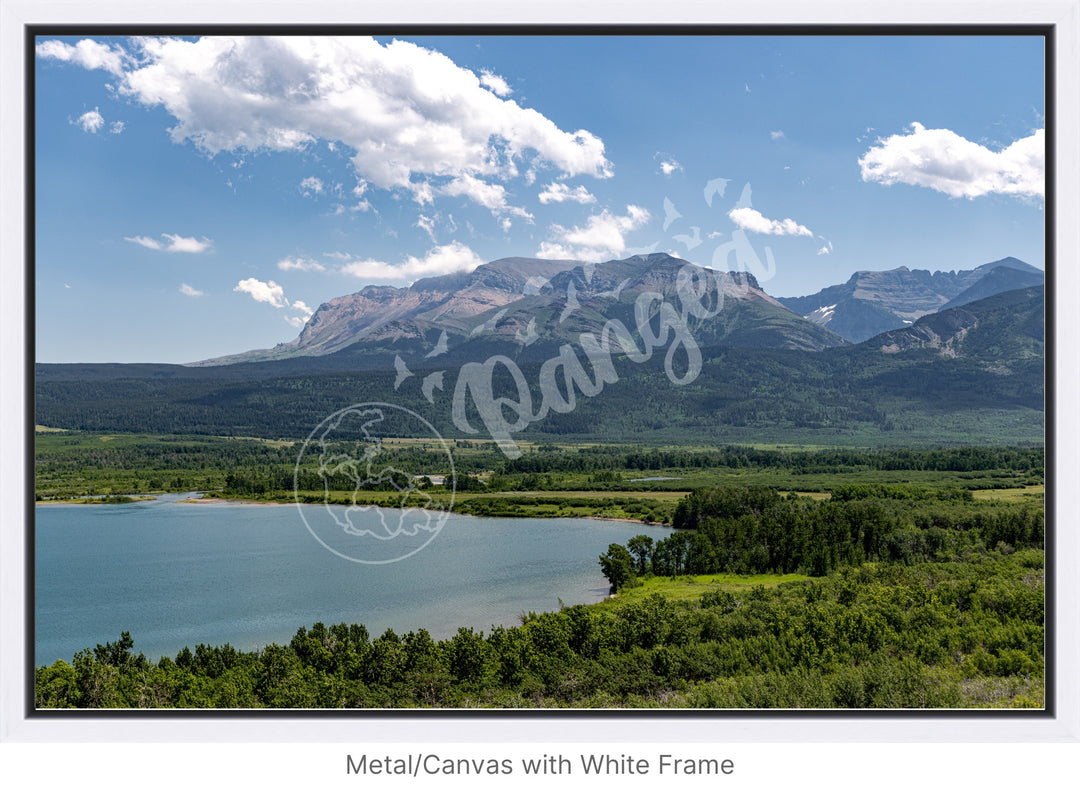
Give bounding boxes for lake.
[35,494,641,666]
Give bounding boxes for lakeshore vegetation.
[34,431,1045,709]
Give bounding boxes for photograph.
[28,28,1050,713]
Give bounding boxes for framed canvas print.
[2,0,1077,792]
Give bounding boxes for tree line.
[599,486,1044,591]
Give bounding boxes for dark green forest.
[35,322,1043,448]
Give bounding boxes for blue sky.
[34,34,1045,363]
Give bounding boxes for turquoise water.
[35,494,639,666]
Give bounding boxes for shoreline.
[175,496,292,507]
[35,495,157,506]
[37,492,670,525]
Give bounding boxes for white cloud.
[817,240,833,256]
[728,207,813,237]
[179,283,203,296]
[423,212,457,239]
[435,175,533,223]
[299,176,324,196]
[36,39,128,75]
[340,241,482,282]
[858,122,1044,199]
[416,214,437,241]
[110,120,125,134]
[770,130,785,140]
[479,70,512,96]
[278,256,326,272]
[124,235,163,251]
[50,36,612,212]
[440,174,508,210]
[75,108,105,133]
[538,182,596,205]
[235,277,289,308]
[408,181,434,205]
[285,299,315,328]
[537,205,651,262]
[125,233,212,253]
[161,234,213,253]
[659,159,682,176]
[233,278,313,327]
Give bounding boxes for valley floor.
[33,433,1046,710]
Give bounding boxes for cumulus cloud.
[658,159,682,176]
[286,299,316,327]
[537,205,651,262]
[36,38,128,75]
[285,300,314,328]
[728,207,813,237]
[858,122,1044,199]
[75,108,105,133]
[770,130,785,140]
[277,256,325,272]
[40,36,613,213]
[179,283,203,296]
[125,233,213,253]
[817,240,833,256]
[110,120,125,134]
[234,277,289,308]
[339,241,482,282]
[440,175,505,210]
[299,176,324,196]
[479,70,513,96]
[231,280,313,327]
[538,182,596,205]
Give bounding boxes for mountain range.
[195,253,847,368]
[36,253,1045,448]
[775,256,1043,343]
[192,254,1043,372]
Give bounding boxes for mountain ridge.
[192,253,846,368]
[776,256,1043,343]
[35,282,1045,447]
